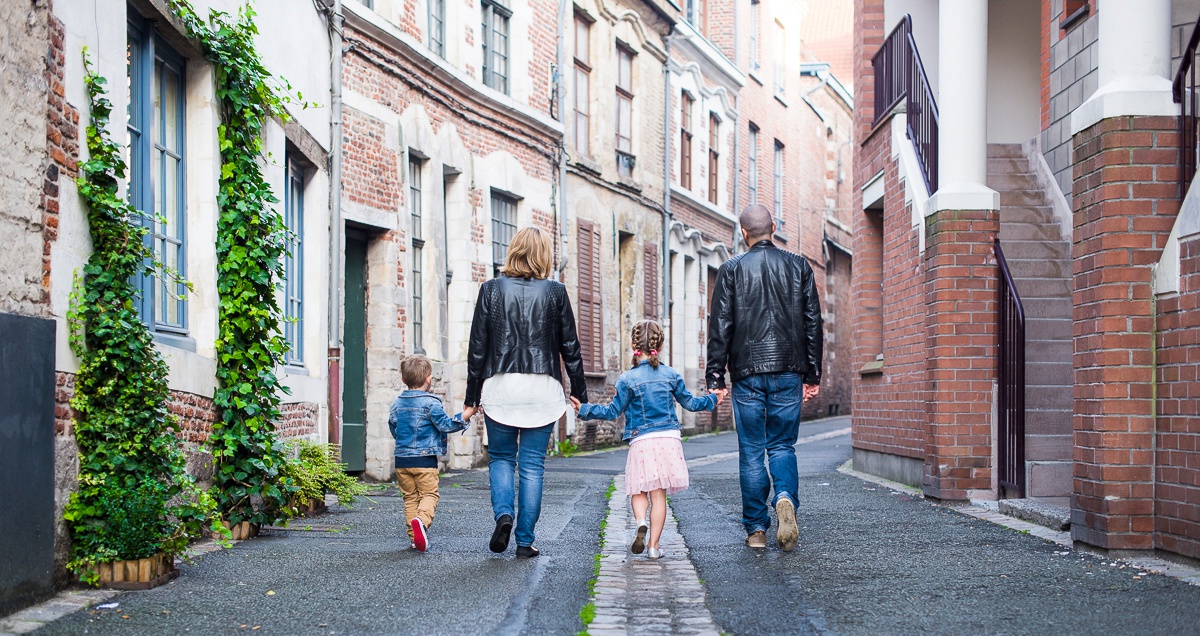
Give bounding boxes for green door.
[341,233,368,472]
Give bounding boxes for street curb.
[835,460,1200,587]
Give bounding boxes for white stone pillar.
[1071,0,1175,135]
[930,0,999,213]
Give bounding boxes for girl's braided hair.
[630,320,665,369]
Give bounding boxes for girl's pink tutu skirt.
[625,437,690,495]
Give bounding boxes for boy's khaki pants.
[395,467,440,539]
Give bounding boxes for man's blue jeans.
[731,372,802,535]
[485,417,555,548]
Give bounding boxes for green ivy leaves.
[66,51,220,584]
[166,0,312,525]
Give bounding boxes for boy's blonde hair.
[631,320,665,369]
[501,226,554,280]
[401,355,433,389]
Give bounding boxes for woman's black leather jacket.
[465,276,589,407]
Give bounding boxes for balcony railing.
[871,15,939,194]
[1173,17,1200,189]
[995,239,1026,499]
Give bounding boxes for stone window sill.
[859,358,884,376]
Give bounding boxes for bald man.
[705,204,823,552]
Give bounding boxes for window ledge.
[584,371,609,380]
[748,71,764,86]
[774,94,789,108]
[859,358,884,376]
[571,155,602,176]
[773,228,789,243]
[283,364,309,377]
[1059,5,1089,31]
[153,331,196,353]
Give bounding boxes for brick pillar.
[1071,115,1180,551]
[922,208,999,500]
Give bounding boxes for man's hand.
[710,388,728,404]
[802,384,820,403]
[462,405,478,420]
[569,396,582,411]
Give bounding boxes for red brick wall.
[922,208,998,499]
[1070,115,1180,550]
[1155,234,1200,559]
[851,127,927,460]
[42,10,79,307]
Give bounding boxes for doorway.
[341,231,368,473]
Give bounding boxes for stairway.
[987,143,1073,501]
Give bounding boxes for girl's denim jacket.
[388,390,468,457]
[577,361,717,441]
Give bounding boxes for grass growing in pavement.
[580,477,616,636]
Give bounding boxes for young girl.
[577,320,720,558]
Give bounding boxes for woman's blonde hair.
[502,226,554,279]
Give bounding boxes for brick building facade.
[853,0,1200,560]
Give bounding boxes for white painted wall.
[986,0,1041,143]
[884,0,940,96]
[50,0,334,429]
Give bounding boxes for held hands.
[802,384,820,403]
[710,388,727,405]
[569,396,582,412]
[462,405,479,421]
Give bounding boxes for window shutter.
[643,243,658,320]
[578,220,603,372]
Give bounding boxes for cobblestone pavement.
[11,416,1200,635]
[586,475,719,636]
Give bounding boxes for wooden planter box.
[292,496,328,517]
[222,520,260,541]
[96,553,178,590]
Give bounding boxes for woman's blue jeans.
[731,372,802,536]
[485,417,555,547]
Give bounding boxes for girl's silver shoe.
[647,547,663,559]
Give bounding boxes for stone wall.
[0,0,53,317]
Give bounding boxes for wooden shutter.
[643,242,658,319]
[577,220,603,372]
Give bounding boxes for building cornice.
[595,0,670,62]
[670,60,738,119]
[670,184,737,226]
[670,20,745,92]
[343,2,564,140]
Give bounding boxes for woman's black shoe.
[489,514,513,553]
[516,545,540,558]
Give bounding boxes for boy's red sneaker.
[411,518,429,552]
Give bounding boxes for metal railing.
[995,239,1026,498]
[871,15,939,193]
[1173,17,1200,189]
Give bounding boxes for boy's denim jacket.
[388,390,468,458]
[577,361,717,441]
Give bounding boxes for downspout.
[731,107,739,251]
[555,0,570,443]
[327,0,345,448]
[661,30,676,325]
[556,0,570,278]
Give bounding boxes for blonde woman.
[465,226,588,558]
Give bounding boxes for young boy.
[388,355,477,552]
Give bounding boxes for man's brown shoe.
[745,531,767,549]
[776,499,798,552]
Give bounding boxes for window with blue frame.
[284,155,305,365]
[128,14,188,335]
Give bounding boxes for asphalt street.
[31,415,1200,635]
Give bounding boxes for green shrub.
[279,440,367,510]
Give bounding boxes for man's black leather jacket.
[465,276,589,407]
[705,240,824,389]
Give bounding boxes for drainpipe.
[555,0,570,442]
[730,107,740,252]
[327,0,345,448]
[661,29,676,324]
[556,0,570,278]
